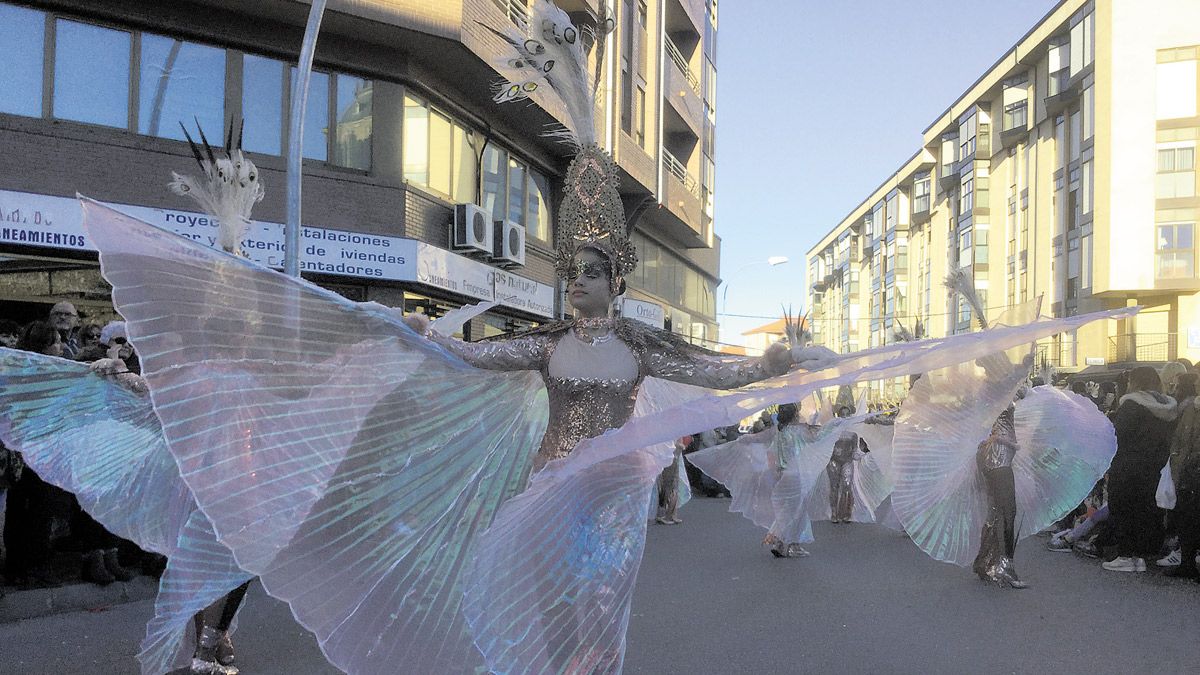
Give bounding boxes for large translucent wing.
[0,349,192,555]
[1012,387,1116,540]
[0,348,251,675]
[853,421,896,518]
[84,200,548,674]
[463,443,666,674]
[139,511,254,675]
[635,376,709,508]
[890,357,1031,567]
[686,428,779,530]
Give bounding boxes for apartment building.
[0,0,720,344]
[807,0,1200,396]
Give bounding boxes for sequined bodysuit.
[973,401,1022,585]
[432,318,789,471]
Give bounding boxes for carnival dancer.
[891,275,1119,588]
[68,2,1135,672]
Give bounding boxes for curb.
[0,575,158,623]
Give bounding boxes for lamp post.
[719,256,789,316]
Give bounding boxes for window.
[912,174,931,213]
[1048,36,1070,96]
[291,68,329,161]
[1069,110,1081,161]
[334,76,372,170]
[975,227,989,265]
[637,1,648,75]
[1157,144,1196,199]
[1082,234,1092,288]
[477,142,552,241]
[1054,115,1066,169]
[634,85,646,147]
[54,20,130,128]
[1157,55,1198,120]
[1070,10,1094,77]
[243,55,285,155]
[1082,85,1094,141]
[405,95,478,203]
[959,113,977,159]
[139,35,225,141]
[620,0,633,135]
[0,4,45,117]
[960,176,974,213]
[1081,161,1093,215]
[1157,222,1195,279]
[1002,74,1028,131]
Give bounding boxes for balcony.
[661,146,703,237]
[665,36,700,95]
[1108,333,1178,364]
[999,102,1028,149]
[1045,68,1078,116]
[664,46,704,135]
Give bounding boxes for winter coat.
[1111,391,1179,475]
[1169,396,1200,489]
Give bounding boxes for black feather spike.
[180,123,206,169]
[237,118,245,152]
[224,119,234,158]
[194,117,216,166]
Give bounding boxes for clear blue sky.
[715,0,1058,345]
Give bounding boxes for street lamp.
[720,256,790,316]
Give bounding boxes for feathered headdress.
[944,268,989,330]
[169,119,264,257]
[484,1,635,288]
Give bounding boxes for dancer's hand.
[402,313,430,335]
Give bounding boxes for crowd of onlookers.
[1048,359,1200,581]
[0,302,158,596]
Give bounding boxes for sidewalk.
[1,575,158,623]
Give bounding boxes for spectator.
[1166,372,1200,580]
[73,322,105,361]
[1103,366,1179,573]
[48,302,80,359]
[0,319,20,348]
[3,322,73,586]
[1161,361,1188,399]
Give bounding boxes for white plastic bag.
[1156,463,1176,510]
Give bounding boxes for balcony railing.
[492,0,529,26]
[664,35,701,95]
[1108,333,1178,363]
[663,147,699,196]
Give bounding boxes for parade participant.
[892,276,1118,588]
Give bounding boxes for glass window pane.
[402,96,429,185]
[243,55,284,155]
[1179,223,1194,250]
[1179,147,1195,171]
[54,20,130,128]
[139,35,225,140]
[451,125,477,203]
[1159,149,1175,172]
[291,68,329,161]
[429,111,452,195]
[334,75,371,169]
[527,171,551,242]
[507,158,526,224]
[0,5,45,117]
[481,145,506,220]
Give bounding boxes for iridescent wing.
[85,200,548,674]
[686,427,779,530]
[0,348,252,675]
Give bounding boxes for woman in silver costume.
[971,390,1028,588]
[826,426,866,524]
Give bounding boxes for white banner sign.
[0,189,556,316]
[493,269,555,318]
[621,298,665,328]
[1190,325,1200,349]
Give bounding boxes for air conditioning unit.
[492,219,526,267]
[452,203,494,255]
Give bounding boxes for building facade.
[0,0,720,344]
[807,0,1200,397]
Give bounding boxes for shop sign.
[1190,325,1200,349]
[1085,357,1106,366]
[621,298,664,328]
[0,189,417,281]
[493,269,554,318]
[415,242,495,301]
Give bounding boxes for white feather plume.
[482,0,603,146]
[943,268,989,330]
[168,121,264,257]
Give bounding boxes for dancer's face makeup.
[567,248,615,318]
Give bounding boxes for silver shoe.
[192,626,239,675]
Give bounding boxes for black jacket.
[1112,391,1179,473]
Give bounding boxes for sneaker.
[1047,533,1073,552]
[1101,556,1144,573]
[1073,539,1099,558]
[1135,557,1147,572]
[1156,549,1182,567]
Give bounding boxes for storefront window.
[243,55,285,155]
[54,19,130,128]
[139,34,225,140]
[0,5,45,118]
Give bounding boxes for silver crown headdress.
[484,0,635,289]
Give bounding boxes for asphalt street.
[1,498,1196,674]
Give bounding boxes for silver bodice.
[977,403,1018,470]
